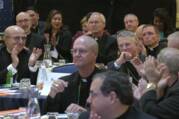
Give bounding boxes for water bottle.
[26,87,41,119]
[43,44,52,67]
[6,70,13,87]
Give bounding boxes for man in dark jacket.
[0,25,42,84]
[140,48,179,119]
[79,71,157,119]
[44,35,104,113]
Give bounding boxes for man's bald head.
[4,25,26,51]
[4,25,25,37]
[74,35,99,55]
[16,12,32,34]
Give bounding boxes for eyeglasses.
[16,19,30,24]
[8,36,27,42]
[71,48,88,55]
[89,91,102,98]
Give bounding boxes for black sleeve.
[140,90,179,119]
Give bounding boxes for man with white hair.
[167,31,179,49]
[140,48,179,119]
[87,12,118,64]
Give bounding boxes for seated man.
[108,30,144,85]
[167,31,179,49]
[44,35,104,113]
[142,24,166,57]
[16,12,45,52]
[87,12,118,65]
[140,48,179,119]
[0,25,42,84]
[26,6,46,35]
[79,71,156,119]
[113,13,139,39]
[124,13,139,32]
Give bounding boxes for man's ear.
[109,91,118,104]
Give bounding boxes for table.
[0,65,71,115]
[0,88,46,114]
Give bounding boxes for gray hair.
[167,31,179,49]
[124,13,138,22]
[89,12,106,24]
[157,48,179,79]
[117,30,139,45]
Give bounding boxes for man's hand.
[28,48,42,66]
[133,78,148,100]
[143,56,161,84]
[131,56,144,75]
[11,44,24,68]
[65,103,86,113]
[115,52,132,65]
[49,79,68,98]
[156,64,170,99]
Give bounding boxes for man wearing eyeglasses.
[16,12,45,53]
[0,25,42,84]
[44,35,104,113]
[142,24,166,57]
[79,71,156,119]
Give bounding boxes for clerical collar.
[6,47,11,54]
[148,43,159,51]
[81,78,87,83]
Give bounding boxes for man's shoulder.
[0,44,5,51]
[129,107,157,119]
[31,32,44,40]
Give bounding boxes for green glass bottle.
[6,70,13,87]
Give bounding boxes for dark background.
[0,0,176,34]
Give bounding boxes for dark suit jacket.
[140,80,179,119]
[26,32,45,52]
[45,26,73,62]
[0,45,37,84]
[96,32,118,65]
[44,67,103,113]
[107,61,140,85]
[146,41,167,58]
[31,21,46,35]
[79,106,157,119]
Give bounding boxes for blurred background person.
[87,12,118,65]
[135,24,147,56]
[153,8,175,40]
[44,9,72,62]
[142,24,166,57]
[124,13,139,32]
[26,6,46,35]
[16,12,44,53]
[167,31,179,49]
[72,12,92,44]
